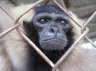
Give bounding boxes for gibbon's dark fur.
[0,2,96,71]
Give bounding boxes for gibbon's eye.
[56,18,68,25]
[39,18,50,24]
[60,20,66,25]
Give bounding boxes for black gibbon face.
[23,5,73,51]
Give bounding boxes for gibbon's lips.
[39,38,68,50]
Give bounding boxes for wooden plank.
[69,0,96,7]
[69,5,96,18]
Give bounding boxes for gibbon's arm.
[0,3,32,71]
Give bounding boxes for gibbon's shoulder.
[59,47,96,71]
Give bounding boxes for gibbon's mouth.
[39,38,68,50]
[43,38,64,42]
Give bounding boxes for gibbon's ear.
[23,20,30,26]
[23,20,39,43]
[23,20,31,35]
[23,21,30,29]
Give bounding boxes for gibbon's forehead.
[34,5,66,15]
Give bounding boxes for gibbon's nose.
[50,25,59,35]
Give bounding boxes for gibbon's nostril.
[50,25,59,34]
[50,28,55,33]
